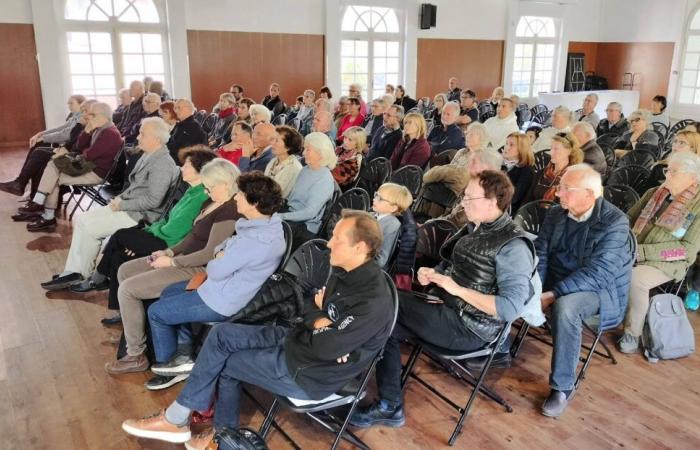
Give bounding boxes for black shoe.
[101,313,122,325]
[27,217,57,232]
[11,211,43,222]
[70,278,110,293]
[41,273,83,291]
[144,374,189,391]
[464,351,512,372]
[0,180,25,196]
[18,201,44,215]
[151,353,196,376]
[349,402,405,428]
[541,389,573,418]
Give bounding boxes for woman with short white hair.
[533,105,574,152]
[249,104,272,125]
[614,109,659,159]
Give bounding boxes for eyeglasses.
[460,196,486,203]
[373,192,395,205]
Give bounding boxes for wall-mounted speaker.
[420,4,437,30]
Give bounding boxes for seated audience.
[456,89,478,128]
[431,93,448,124]
[394,85,417,112]
[148,80,169,102]
[143,172,286,390]
[446,77,461,102]
[619,152,700,353]
[576,93,600,128]
[648,130,700,187]
[31,93,85,147]
[236,97,255,125]
[572,122,607,176]
[350,170,535,429]
[208,93,237,147]
[113,88,131,127]
[16,102,123,231]
[239,122,275,172]
[297,89,316,136]
[596,101,630,138]
[118,80,146,138]
[314,97,332,113]
[488,86,505,110]
[533,106,573,153]
[167,99,206,163]
[348,83,368,115]
[313,109,337,142]
[484,98,519,150]
[427,101,465,154]
[372,182,413,268]
[502,131,536,213]
[249,104,272,125]
[123,93,161,145]
[511,94,523,125]
[337,97,365,144]
[390,112,431,170]
[650,95,670,127]
[334,96,350,128]
[216,121,252,166]
[527,132,583,202]
[333,126,366,189]
[363,98,386,144]
[105,159,241,373]
[279,132,337,247]
[159,101,177,130]
[367,104,404,161]
[535,164,634,417]
[425,122,488,178]
[40,117,180,290]
[261,82,286,118]
[614,109,659,158]
[121,211,393,447]
[264,125,303,197]
[319,85,333,100]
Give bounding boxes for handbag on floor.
[215,427,269,450]
[642,293,695,363]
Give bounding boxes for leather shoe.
[41,272,82,290]
[105,353,149,375]
[27,217,57,232]
[122,409,191,443]
[0,180,25,196]
[11,211,42,222]
[18,201,44,214]
[101,314,122,325]
[70,278,109,293]
[541,389,573,418]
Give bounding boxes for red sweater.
[390,137,431,170]
[337,113,366,143]
[217,146,243,166]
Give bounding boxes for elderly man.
[446,76,461,102]
[118,80,146,137]
[348,83,368,115]
[16,102,123,231]
[124,93,161,145]
[536,164,634,418]
[113,88,132,127]
[351,170,535,428]
[239,122,275,172]
[456,89,479,128]
[297,89,316,136]
[167,99,206,163]
[596,101,630,138]
[533,105,574,153]
[577,93,600,128]
[572,122,607,176]
[314,97,332,113]
[427,101,465,154]
[484,98,519,151]
[120,210,394,448]
[312,110,337,142]
[366,104,404,162]
[41,117,179,290]
[364,97,387,144]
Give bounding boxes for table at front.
[538,90,640,118]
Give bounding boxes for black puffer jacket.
[392,210,418,275]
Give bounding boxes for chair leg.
[510,321,530,358]
[259,398,281,439]
[574,331,603,391]
[400,343,423,390]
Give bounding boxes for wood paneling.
[187,30,325,111]
[416,38,504,101]
[0,23,44,149]
[568,41,598,74]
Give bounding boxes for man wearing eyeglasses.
[123,93,161,145]
[535,164,634,418]
[596,101,630,138]
[366,104,404,161]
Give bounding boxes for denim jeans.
[176,323,312,429]
[549,291,600,391]
[147,281,229,363]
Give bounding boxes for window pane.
[387,41,399,57]
[72,75,94,90]
[685,53,700,70]
[90,32,112,52]
[386,58,399,73]
[680,87,694,103]
[144,55,164,73]
[123,54,144,73]
[142,34,162,53]
[94,74,115,89]
[123,74,145,87]
[374,58,386,73]
[67,32,89,52]
[69,54,92,74]
[386,73,399,86]
[689,36,700,52]
[384,10,399,33]
[356,41,368,57]
[356,57,368,73]
[374,41,386,57]
[119,6,140,22]
[682,70,697,87]
[135,0,160,23]
[86,3,109,21]
[92,54,114,74]
[341,40,355,56]
[341,74,356,87]
[692,11,700,30]
[120,33,142,53]
[694,90,700,105]
[342,57,356,73]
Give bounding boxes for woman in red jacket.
[390,112,431,170]
[336,97,365,145]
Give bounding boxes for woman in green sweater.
[619,151,700,354]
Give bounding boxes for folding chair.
[389,165,423,198]
[282,238,331,299]
[317,187,371,240]
[258,272,399,450]
[411,181,458,223]
[414,218,458,271]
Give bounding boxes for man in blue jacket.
[536,164,634,418]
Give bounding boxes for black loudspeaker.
[420,3,437,29]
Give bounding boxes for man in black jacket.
[167,99,206,163]
[118,80,146,137]
[120,210,394,447]
[366,104,404,161]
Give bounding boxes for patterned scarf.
[541,163,566,202]
[632,183,699,235]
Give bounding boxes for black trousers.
[375,291,487,406]
[16,145,55,197]
[98,226,167,310]
[286,220,317,253]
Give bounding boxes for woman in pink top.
[336,97,365,145]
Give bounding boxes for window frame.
[677,5,700,107]
[511,16,559,99]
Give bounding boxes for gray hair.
[141,117,171,145]
[382,94,395,107]
[565,163,603,197]
[200,158,241,197]
[176,98,196,112]
[90,102,113,120]
[118,87,130,96]
[607,101,623,113]
[443,101,460,115]
[470,149,503,170]
[573,121,597,140]
[219,92,235,104]
[553,105,574,124]
[668,151,700,183]
[304,89,316,98]
[629,109,654,130]
[465,123,489,150]
[349,83,362,93]
[144,92,161,104]
[304,132,338,169]
[315,98,331,112]
[390,104,405,121]
[249,104,272,123]
[586,93,599,103]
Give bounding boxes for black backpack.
[215,427,269,450]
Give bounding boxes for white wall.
[0,0,32,23]
[599,0,687,42]
[416,0,509,40]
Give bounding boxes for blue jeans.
[148,281,229,363]
[176,323,312,429]
[549,291,600,391]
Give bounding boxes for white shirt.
[568,204,595,223]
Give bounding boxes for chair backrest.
[599,143,616,171]
[596,132,620,149]
[606,165,651,195]
[318,187,371,240]
[531,110,552,127]
[667,118,695,138]
[272,113,287,126]
[513,200,555,235]
[430,148,458,167]
[202,113,218,134]
[534,151,551,173]
[616,149,656,170]
[530,104,549,116]
[156,176,188,222]
[603,184,640,212]
[415,218,458,267]
[389,165,423,198]
[103,144,127,186]
[651,121,669,139]
[283,238,331,299]
[193,109,207,124]
[478,103,496,122]
[414,181,458,210]
[354,157,391,199]
[277,221,294,273]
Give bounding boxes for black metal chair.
[606,165,651,196]
[512,200,555,235]
[193,109,207,124]
[389,165,423,198]
[202,113,218,135]
[400,320,515,446]
[430,148,458,167]
[354,157,391,199]
[259,272,399,450]
[478,103,496,122]
[596,132,620,149]
[530,104,548,117]
[414,218,458,270]
[534,151,551,173]
[317,187,370,240]
[599,143,616,174]
[283,238,331,300]
[531,110,552,127]
[603,184,640,212]
[651,121,668,140]
[153,176,188,222]
[411,181,459,223]
[667,118,695,138]
[272,113,287,126]
[615,149,656,170]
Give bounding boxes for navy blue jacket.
[535,197,634,330]
[427,123,465,154]
[367,127,402,162]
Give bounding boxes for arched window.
[64,0,168,106]
[679,8,700,105]
[511,16,557,98]
[341,6,402,101]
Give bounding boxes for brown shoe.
[0,180,25,196]
[122,409,191,443]
[185,428,217,450]
[105,353,149,375]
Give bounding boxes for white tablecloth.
[538,90,640,118]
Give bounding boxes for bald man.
[239,122,275,172]
[447,77,461,102]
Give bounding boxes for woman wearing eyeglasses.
[646,130,700,190]
[527,132,583,203]
[614,109,659,159]
[619,151,700,354]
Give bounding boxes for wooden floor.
[1,147,700,450]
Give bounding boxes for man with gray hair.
[119,80,146,136]
[312,110,336,142]
[576,93,600,128]
[297,89,316,136]
[167,99,206,164]
[367,104,403,161]
[363,97,387,144]
[428,101,465,154]
[572,122,607,176]
[596,101,630,137]
[41,117,180,291]
[17,102,123,231]
[124,92,161,145]
[535,163,634,418]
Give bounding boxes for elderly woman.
[142,173,285,390]
[488,86,505,110]
[394,85,418,112]
[209,93,237,147]
[159,101,178,130]
[333,126,366,188]
[503,131,536,213]
[431,93,448,124]
[334,96,351,129]
[533,105,574,152]
[528,132,583,202]
[104,158,242,375]
[264,125,303,197]
[619,151,700,354]
[337,97,366,145]
[572,121,607,176]
[249,104,272,126]
[279,132,337,248]
[390,112,431,170]
[614,109,660,158]
[647,130,700,192]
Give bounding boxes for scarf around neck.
[632,184,699,235]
